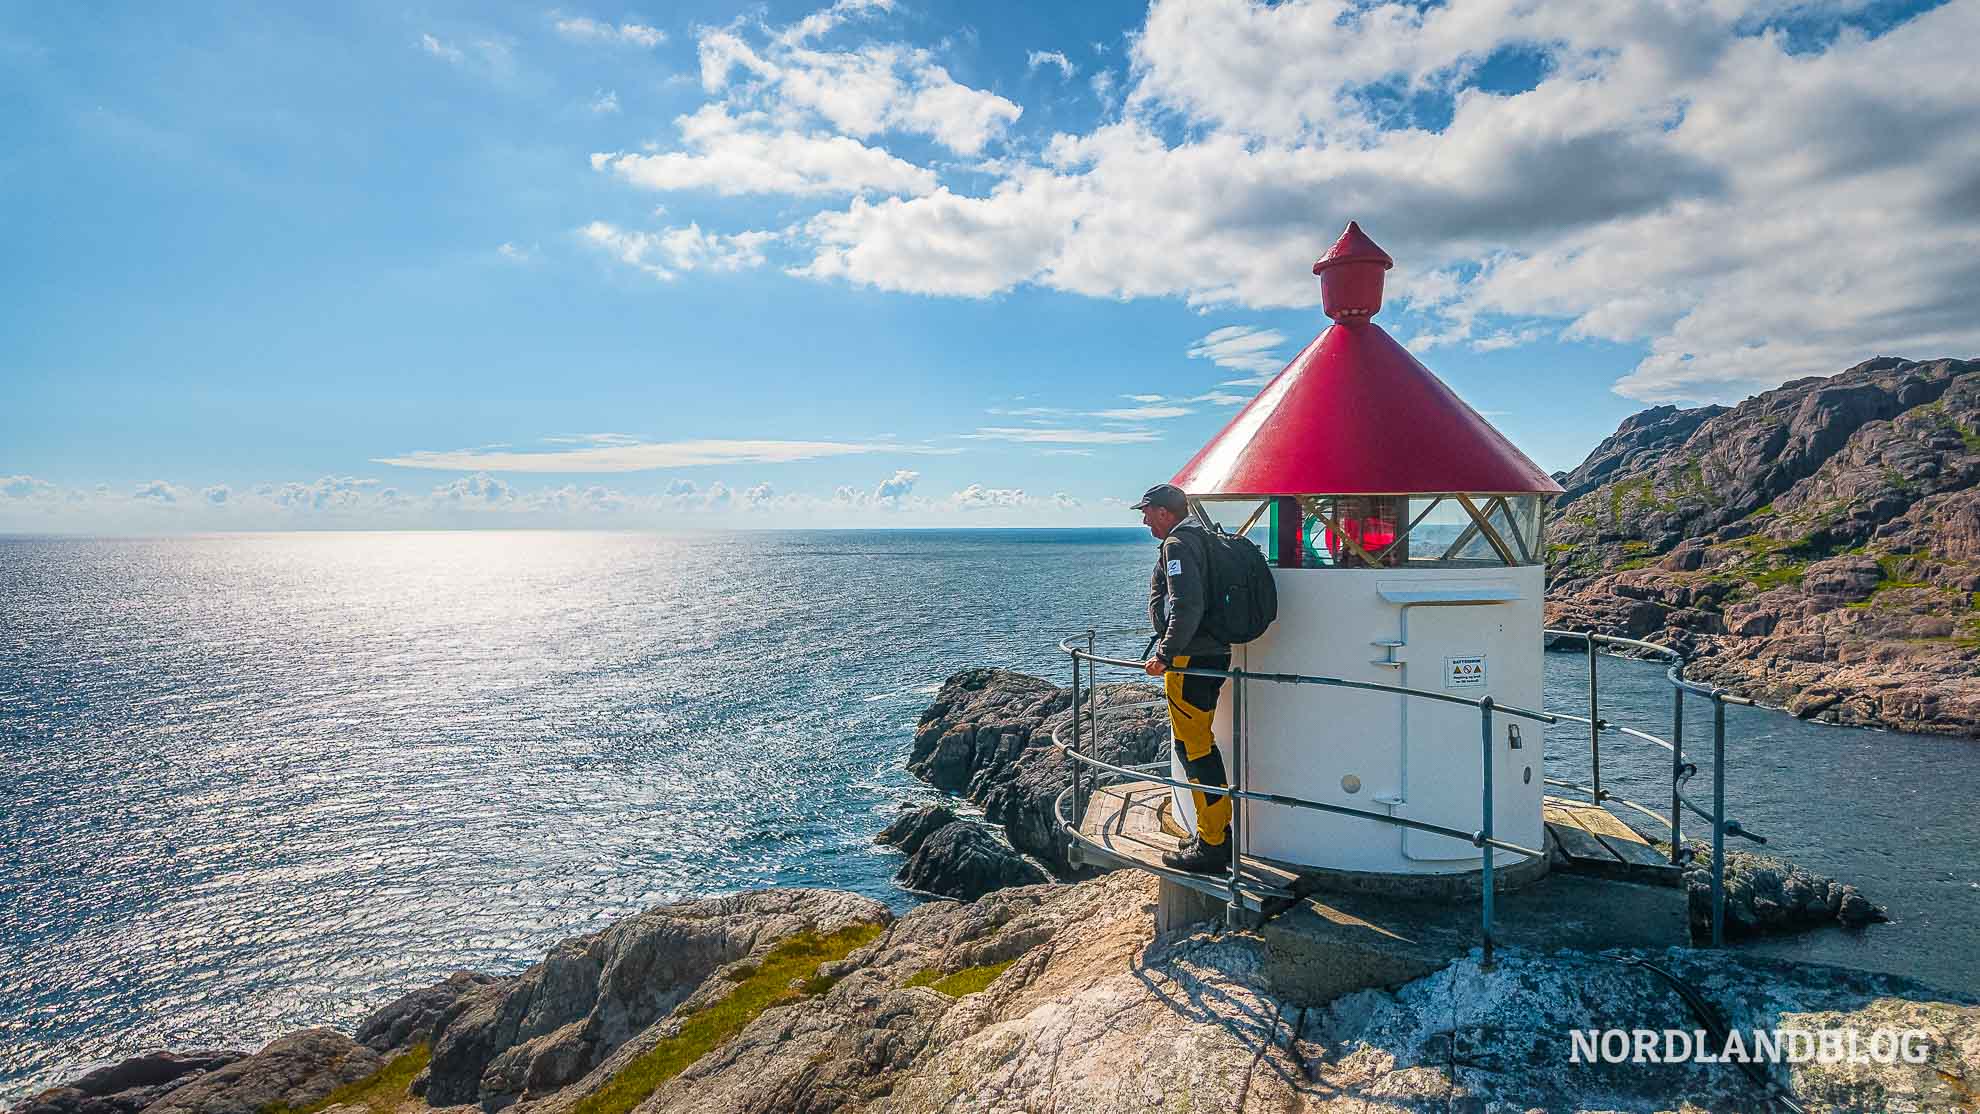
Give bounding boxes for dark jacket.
[1148,519,1228,664]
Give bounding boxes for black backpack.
[1182,520,1279,644]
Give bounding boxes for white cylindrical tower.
[1164,222,1563,877]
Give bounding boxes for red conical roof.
[1313,220,1392,273]
[1172,321,1562,497]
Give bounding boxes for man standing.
[1133,483,1232,874]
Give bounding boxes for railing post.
[1085,631,1100,817]
[1669,683,1684,864]
[1586,634,1602,804]
[1711,693,1727,947]
[1070,638,1084,830]
[1227,668,1244,926]
[1479,696,1496,969]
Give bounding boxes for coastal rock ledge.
[20,871,1980,1114]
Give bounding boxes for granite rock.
[420,888,891,1107]
[873,804,959,856]
[355,971,502,1054]
[11,1053,248,1114]
[893,820,1048,901]
[908,668,1167,873]
[137,1031,381,1114]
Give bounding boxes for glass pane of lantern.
[1500,495,1543,564]
[1484,499,1530,564]
[1195,498,1270,540]
[1406,498,1481,565]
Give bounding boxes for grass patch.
[265,1045,429,1114]
[905,960,1016,997]
[572,922,884,1114]
[1747,563,1807,591]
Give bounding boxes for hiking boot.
[1161,835,1231,874]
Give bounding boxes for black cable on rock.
[1615,956,1807,1114]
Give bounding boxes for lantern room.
[1168,222,1563,877]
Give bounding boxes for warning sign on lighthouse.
[1445,655,1488,688]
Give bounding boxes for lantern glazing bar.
[1455,493,1519,566]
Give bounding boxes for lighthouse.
[1166,222,1564,878]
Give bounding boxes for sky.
[3,0,1976,531]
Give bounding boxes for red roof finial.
[1312,221,1393,324]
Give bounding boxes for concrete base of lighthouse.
[1256,871,1691,1006]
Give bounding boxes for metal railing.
[1547,629,1766,946]
[1053,626,1767,959]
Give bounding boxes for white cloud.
[419,33,464,64]
[589,89,620,114]
[373,436,926,472]
[1091,404,1191,421]
[593,104,938,198]
[1190,391,1250,407]
[544,432,642,446]
[775,0,894,47]
[874,468,918,499]
[949,483,1027,510]
[1089,69,1116,106]
[431,474,516,507]
[696,14,1021,158]
[964,426,1159,445]
[757,0,1980,403]
[497,241,536,262]
[1186,326,1288,382]
[1051,492,1081,509]
[0,475,59,502]
[1027,50,1076,79]
[792,175,1079,295]
[259,475,398,513]
[553,15,665,47]
[580,219,774,279]
[132,480,186,504]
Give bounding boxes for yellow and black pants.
[1165,652,1231,846]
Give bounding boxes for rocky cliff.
[22,872,1978,1114]
[903,668,1167,876]
[1546,356,1980,735]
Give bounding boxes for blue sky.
[2,0,1973,530]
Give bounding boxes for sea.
[3,530,1976,1099]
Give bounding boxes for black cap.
[1131,483,1187,513]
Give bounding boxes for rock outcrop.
[1546,356,1980,736]
[874,804,959,857]
[29,1031,386,1114]
[907,668,1167,874]
[355,971,500,1055]
[11,1053,248,1114]
[417,888,890,1107]
[891,817,1049,901]
[1679,845,1887,938]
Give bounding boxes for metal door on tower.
[1399,603,1503,861]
